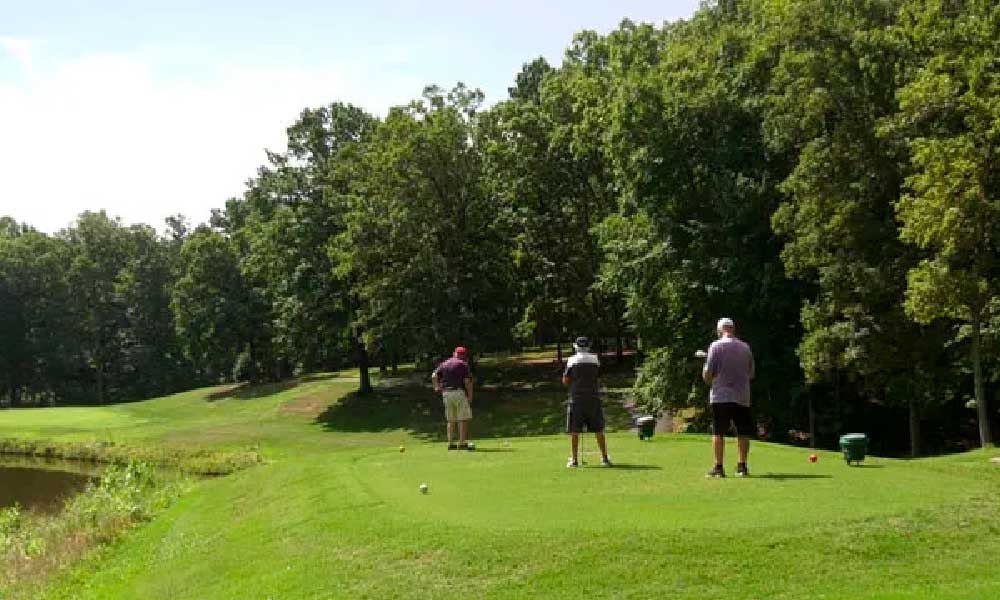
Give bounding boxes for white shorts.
[442,389,472,422]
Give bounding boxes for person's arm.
[702,345,715,385]
[562,361,572,386]
[431,369,441,392]
[464,375,473,403]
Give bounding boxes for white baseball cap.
[717,317,735,331]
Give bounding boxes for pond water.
[0,458,96,514]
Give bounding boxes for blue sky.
[2,0,700,233]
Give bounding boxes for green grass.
[2,357,1000,599]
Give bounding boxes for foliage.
[1,461,188,597]
[338,85,517,361]
[2,0,999,452]
[886,0,1000,447]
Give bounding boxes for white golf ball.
[419,483,428,494]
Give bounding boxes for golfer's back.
[435,357,469,391]
[565,352,600,405]
[705,337,753,406]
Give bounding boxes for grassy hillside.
[2,355,1000,599]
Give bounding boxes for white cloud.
[0,43,421,233]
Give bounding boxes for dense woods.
[2,0,997,455]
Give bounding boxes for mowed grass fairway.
[2,355,1000,599]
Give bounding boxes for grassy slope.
[2,357,999,599]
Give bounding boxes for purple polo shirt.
[433,357,469,391]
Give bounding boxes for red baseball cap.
[454,346,468,357]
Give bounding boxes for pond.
[0,457,96,514]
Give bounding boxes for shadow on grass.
[316,384,631,440]
[315,357,634,442]
[206,380,300,402]
[755,473,833,480]
[849,464,884,469]
[204,373,345,402]
[601,463,662,471]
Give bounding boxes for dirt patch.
[281,393,333,416]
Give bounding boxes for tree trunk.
[616,320,624,364]
[556,311,566,364]
[391,352,399,374]
[971,319,993,447]
[355,336,372,395]
[808,394,816,449]
[908,398,921,458]
[96,361,105,405]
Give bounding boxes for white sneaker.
[566,457,579,468]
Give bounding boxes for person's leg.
[734,404,752,474]
[591,405,610,463]
[711,403,729,467]
[457,394,472,448]
[713,435,725,466]
[707,403,728,477]
[444,391,458,448]
[595,432,611,464]
[566,404,581,466]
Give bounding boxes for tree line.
[2,0,997,455]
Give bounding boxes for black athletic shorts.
[566,402,605,434]
[711,402,754,437]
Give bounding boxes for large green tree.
[338,85,516,367]
[763,0,958,455]
[232,103,378,384]
[889,0,1000,448]
[0,222,79,406]
[172,227,256,382]
[61,212,136,404]
[598,9,802,434]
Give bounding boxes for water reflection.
[0,457,97,514]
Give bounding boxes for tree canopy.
[2,0,997,452]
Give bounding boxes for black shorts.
[566,403,605,433]
[711,402,754,437]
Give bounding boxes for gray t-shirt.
[563,351,600,406]
[705,336,754,406]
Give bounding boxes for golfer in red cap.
[431,346,474,450]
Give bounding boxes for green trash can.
[637,416,656,440]
[839,433,869,465]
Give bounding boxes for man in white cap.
[702,318,754,477]
[562,336,612,468]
